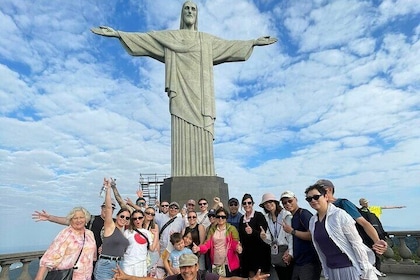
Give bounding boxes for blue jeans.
[94,258,121,280]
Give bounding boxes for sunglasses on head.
[119,215,130,220]
[305,194,322,202]
[216,215,227,219]
[242,201,253,205]
[132,216,144,221]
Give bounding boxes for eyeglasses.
[145,212,155,216]
[216,215,227,219]
[242,201,253,205]
[187,216,197,219]
[198,202,207,206]
[169,206,179,210]
[161,204,169,207]
[229,202,238,206]
[282,199,294,205]
[305,194,322,202]
[119,215,130,220]
[132,216,144,220]
[187,203,195,207]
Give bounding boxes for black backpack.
[334,199,387,248]
[358,208,388,242]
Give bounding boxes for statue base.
[160,176,229,209]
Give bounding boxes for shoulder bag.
[267,216,288,267]
[45,232,85,280]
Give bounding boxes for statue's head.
[180,1,198,30]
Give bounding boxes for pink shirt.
[40,227,96,280]
[213,227,227,265]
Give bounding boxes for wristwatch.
[291,229,296,235]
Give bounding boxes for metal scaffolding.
[138,173,169,206]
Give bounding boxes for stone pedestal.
[160,176,229,208]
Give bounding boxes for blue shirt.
[333,198,361,220]
[291,208,319,266]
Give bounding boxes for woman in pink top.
[35,207,96,280]
[192,208,242,276]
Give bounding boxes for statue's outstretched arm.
[254,36,277,46]
[90,26,121,38]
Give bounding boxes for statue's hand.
[90,26,120,38]
[254,36,277,46]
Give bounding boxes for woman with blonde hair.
[34,207,96,280]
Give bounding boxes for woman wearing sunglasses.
[142,207,160,276]
[183,210,206,247]
[192,208,242,276]
[238,193,271,278]
[305,184,377,280]
[94,178,131,280]
[122,210,158,277]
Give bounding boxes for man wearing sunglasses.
[316,179,388,255]
[159,201,170,214]
[280,191,321,280]
[227,198,243,230]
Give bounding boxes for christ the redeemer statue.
[91,1,277,177]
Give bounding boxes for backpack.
[334,199,387,248]
[358,208,387,240]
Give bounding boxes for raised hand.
[236,242,243,254]
[260,226,267,240]
[125,197,134,206]
[192,242,199,253]
[136,190,144,198]
[282,221,293,234]
[245,222,253,235]
[32,210,50,222]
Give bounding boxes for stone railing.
[0,251,44,280]
[1,231,419,279]
[381,230,420,275]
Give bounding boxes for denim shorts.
[94,258,121,280]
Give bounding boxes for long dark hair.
[262,201,282,216]
[143,207,156,230]
[129,210,144,231]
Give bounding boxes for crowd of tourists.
[32,178,388,280]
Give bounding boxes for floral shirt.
[40,227,96,280]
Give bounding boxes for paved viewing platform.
[1,230,419,280]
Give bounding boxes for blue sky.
[0,0,419,253]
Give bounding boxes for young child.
[168,232,193,275]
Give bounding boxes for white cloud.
[0,0,419,253]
